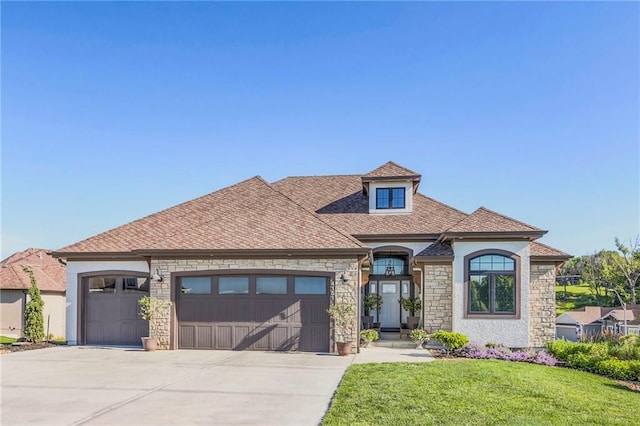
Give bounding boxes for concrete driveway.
[1,346,353,425]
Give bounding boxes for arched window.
[466,252,518,316]
[372,256,407,275]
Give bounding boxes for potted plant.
[138,295,172,351]
[327,303,356,356]
[362,293,383,329]
[400,296,421,329]
[360,329,379,348]
[410,328,429,349]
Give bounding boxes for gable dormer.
[361,161,421,214]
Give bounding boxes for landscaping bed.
[1,341,65,355]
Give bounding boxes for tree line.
[558,236,640,306]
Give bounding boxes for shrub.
[23,267,45,343]
[432,331,469,352]
[595,359,640,381]
[546,339,591,361]
[566,352,597,372]
[409,328,429,343]
[360,329,379,342]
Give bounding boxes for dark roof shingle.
[57,177,365,253]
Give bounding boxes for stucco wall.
[366,241,432,257]
[150,258,360,351]
[529,263,557,347]
[42,292,66,339]
[1,290,24,338]
[452,241,531,347]
[65,260,150,345]
[0,291,66,339]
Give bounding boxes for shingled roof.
[56,177,366,255]
[415,242,454,258]
[530,241,571,260]
[361,161,421,180]
[54,162,569,258]
[272,175,467,236]
[445,207,544,235]
[0,248,66,292]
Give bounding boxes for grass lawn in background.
[322,360,638,425]
[0,336,17,344]
[556,284,603,314]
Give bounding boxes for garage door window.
[89,277,116,293]
[294,277,326,294]
[219,277,249,294]
[123,278,149,293]
[256,277,287,294]
[181,277,211,294]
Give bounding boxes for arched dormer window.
[464,250,520,318]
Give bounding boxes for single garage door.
[84,276,149,345]
[177,274,330,352]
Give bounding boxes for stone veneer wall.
[529,263,557,347]
[148,258,359,351]
[422,264,453,333]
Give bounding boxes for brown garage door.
[84,276,149,346]
[177,274,330,352]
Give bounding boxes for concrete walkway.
[353,345,436,364]
[1,345,433,426]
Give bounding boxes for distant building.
[1,248,66,339]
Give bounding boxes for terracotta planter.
[141,337,158,351]
[336,342,352,356]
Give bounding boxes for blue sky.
[2,2,638,260]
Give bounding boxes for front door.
[379,281,400,328]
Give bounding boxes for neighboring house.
[53,162,569,352]
[556,305,640,341]
[0,248,66,339]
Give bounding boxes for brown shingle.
[446,207,543,233]
[57,177,365,253]
[272,175,468,236]
[530,241,571,258]
[361,161,421,179]
[0,249,66,292]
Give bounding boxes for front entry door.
[379,281,400,328]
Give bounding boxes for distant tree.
[608,237,640,305]
[23,266,45,343]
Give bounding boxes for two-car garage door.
[177,274,330,352]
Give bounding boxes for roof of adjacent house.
[56,176,366,254]
[54,162,569,258]
[0,248,66,292]
[557,305,640,325]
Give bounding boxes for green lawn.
[556,284,601,314]
[323,360,639,425]
[0,336,17,344]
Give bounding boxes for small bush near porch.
[322,360,638,425]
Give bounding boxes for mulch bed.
[0,342,62,354]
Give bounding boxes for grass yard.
[556,284,601,314]
[0,336,17,344]
[323,360,639,425]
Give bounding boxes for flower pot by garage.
[336,342,352,356]
[141,337,158,351]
